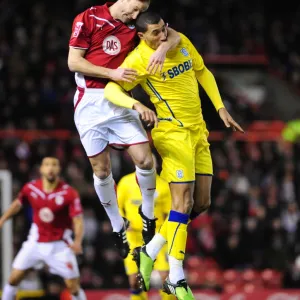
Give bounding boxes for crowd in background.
[0,0,300,292]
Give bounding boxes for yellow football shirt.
[117,173,171,231]
[117,33,206,127]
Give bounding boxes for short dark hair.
[135,11,161,33]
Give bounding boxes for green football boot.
[132,245,154,291]
[162,278,195,300]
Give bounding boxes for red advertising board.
[85,290,300,300]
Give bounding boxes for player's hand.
[133,102,158,128]
[109,68,137,82]
[0,220,3,230]
[218,107,245,133]
[147,47,167,75]
[69,241,83,255]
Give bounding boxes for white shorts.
[12,241,80,279]
[74,88,149,157]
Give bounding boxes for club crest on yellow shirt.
[180,48,189,57]
[176,170,184,179]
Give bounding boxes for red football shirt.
[18,179,83,243]
[69,3,137,89]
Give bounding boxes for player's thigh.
[154,244,169,273]
[127,142,153,169]
[45,242,80,280]
[12,241,42,272]
[74,91,111,158]
[77,126,110,159]
[88,146,111,178]
[194,125,213,177]
[108,110,149,151]
[152,124,195,183]
[194,124,213,210]
[194,175,212,211]
[8,269,28,286]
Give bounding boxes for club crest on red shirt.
[102,35,121,55]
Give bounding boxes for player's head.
[117,0,150,23]
[40,157,61,183]
[136,12,168,50]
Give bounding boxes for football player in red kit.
[68,0,180,258]
[0,157,86,300]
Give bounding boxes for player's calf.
[2,269,26,300]
[64,278,86,300]
[128,145,157,225]
[128,274,147,300]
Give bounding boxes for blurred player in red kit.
[68,0,180,258]
[0,157,86,300]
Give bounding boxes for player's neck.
[108,2,120,20]
[42,178,59,193]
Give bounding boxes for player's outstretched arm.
[147,27,181,74]
[69,215,84,255]
[0,199,22,229]
[68,47,137,82]
[195,68,244,133]
[104,82,158,127]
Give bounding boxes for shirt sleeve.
[117,48,147,91]
[17,184,29,205]
[69,9,95,49]
[69,189,83,218]
[180,33,205,71]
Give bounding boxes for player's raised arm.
[147,26,181,74]
[0,199,22,229]
[68,48,137,82]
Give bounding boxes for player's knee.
[194,195,211,213]
[172,196,194,214]
[8,270,25,286]
[92,162,111,179]
[135,153,153,170]
[65,279,80,295]
[90,157,111,179]
[8,278,19,286]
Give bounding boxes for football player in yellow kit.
[105,11,244,300]
[118,155,175,300]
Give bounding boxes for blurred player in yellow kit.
[118,155,175,300]
[105,11,244,300]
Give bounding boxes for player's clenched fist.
[133,102,158,128]
[109,68,137,82]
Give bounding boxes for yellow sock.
[130,291,148,300]
[160,289,176,300]
[167,211,189,260]
[159,218,168,240]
